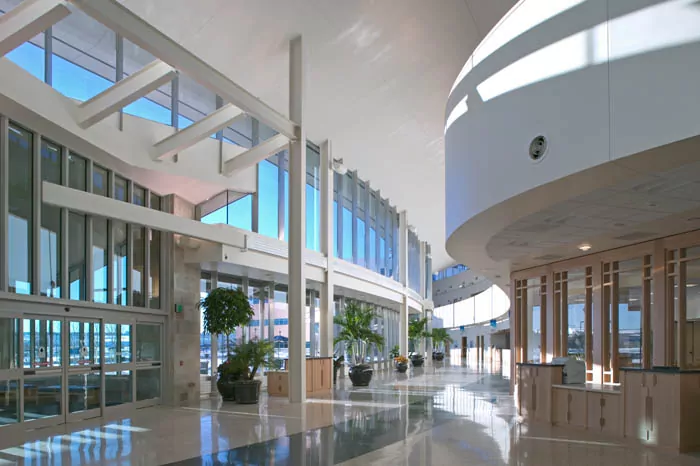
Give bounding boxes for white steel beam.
[0,0,70,57]
[77,59,175,128]
[69,0,297,139]
[222,133,289,176]
[287,35,306,404]
[152,103,244,161]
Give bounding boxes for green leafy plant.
[199,287,254,354]
[408,317,431,353]
[333,300,385,366]
[431,328,454,353]
[220,339,276,381]
[389,345,400,359]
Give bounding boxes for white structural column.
[287,36,306,403]
[420,241,430,363]
[78,60,176,129]
[399,210,409,355]
[319,140,335,358]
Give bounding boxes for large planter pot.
[232,380,262,404]
[411,355,425,367]
[217,377,237,401]
[433,352,445,361]
[348,364,373,386]
[396,362,408,373]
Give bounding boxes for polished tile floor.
[1,361,700,465]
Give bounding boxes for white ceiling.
[487,159,700,271]
[116,0,517,271]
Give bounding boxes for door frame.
[0,300,166,435]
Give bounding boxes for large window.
[258,157,279,238]
[517,278,544,364]
[201,193,253,231]
[306,146,320,252]
[40,140,61,298]
[8,124,33,295]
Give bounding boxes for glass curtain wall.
[2,118,163,307]
[0,2,434,291]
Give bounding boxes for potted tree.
[334,300,384,387]
[227,339,276,404]
[431,328,453,361]
[199,287,255,400]
[408,317,430,367]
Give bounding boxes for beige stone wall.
[165,195,201,405]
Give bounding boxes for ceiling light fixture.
[578,244,592,252]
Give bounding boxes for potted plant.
[408,317,430,367]
[389,345,400,359]
[394,355,409,373]
[431,328,453,361]
[199,287,255,400]
[227,338,276,404]
[334,300,385,387]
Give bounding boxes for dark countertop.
[516,362,565,367]
[620,366,700,374]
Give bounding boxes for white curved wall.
[433,285,509,328]
[432,268,491,307]
[445,0,700,255]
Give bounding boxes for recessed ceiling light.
[578,244,592,252]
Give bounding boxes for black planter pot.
[232,380,262,404]
[217,377,237,401]
[433,352,445,361]
[348,364,373,386]
[411,355,425,367]
[396,362,408,373]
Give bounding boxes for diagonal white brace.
[151,103,245,161]
[69,0,297,140]
[222,133,289,176]
[0,0,70,57]
[77,60,175,129]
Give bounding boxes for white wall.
[445,0,700,266]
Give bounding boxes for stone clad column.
[164,194,201,405]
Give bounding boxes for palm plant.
[431,328,454,353]
[333,300,385,366]
[253,286,271,342]
[408,317,431,354]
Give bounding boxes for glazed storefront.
[0,117,166,435]
[512,230,700,452]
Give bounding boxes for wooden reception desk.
[517,363,700,452]
[267,357,332,397]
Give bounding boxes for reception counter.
[267,357,332,397]
[517,363,700,452]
